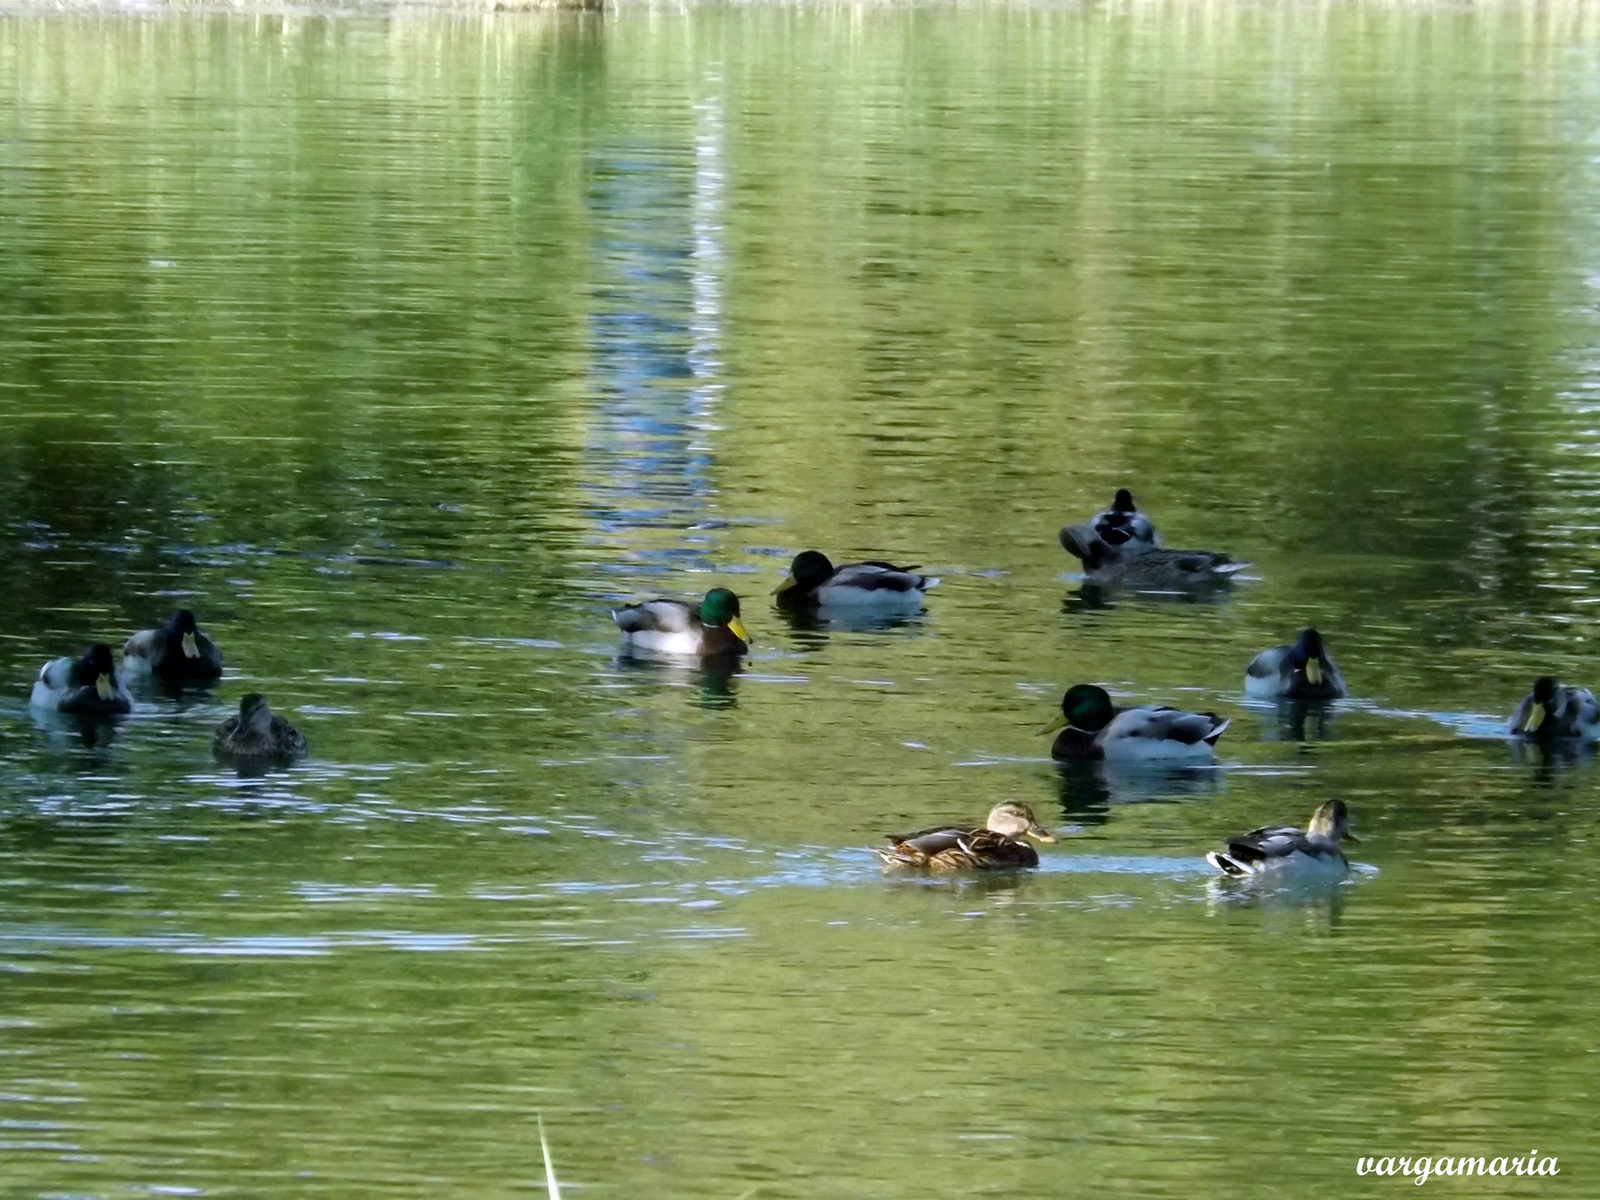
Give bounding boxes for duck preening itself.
[212,693,307,762]
[31,643,134,715]
[612,588,751,656]
[1245,628,1347,700]
[876,801,1055,871]
[1058,521,1245,592]
[1207,800,1358,879]
[1507,676,1600,741]
[1042,683,1228,762]
[773,551,937,610]
[122,609,224,683]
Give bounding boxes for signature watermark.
[1357,1153,1558,1183]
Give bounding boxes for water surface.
[2,4,1600,1196]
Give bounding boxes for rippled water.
[3,4,1600,1196]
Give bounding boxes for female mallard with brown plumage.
[876,801,1055,871]
[1043,684,1229,763]
[212,693,307,762]
[611,587,751,656]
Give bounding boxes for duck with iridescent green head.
[1042,684,1228,763]
[773,551,937,611]
[612,587,751,657]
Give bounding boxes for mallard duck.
[1087,488,1160,553]
[1207,799,1358,878]
[773,551,937,610]
[1245,628,1347,700]
[1042,683,1229,762]
[612,587,750,656]
[876,801,1055,871]
[30,643,134,715]
[212,693,307,761]
[1058,521,1245,591]
[122,609,223,683]
[1507,676,1600,741]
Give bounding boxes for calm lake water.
[3,3,1600,1196]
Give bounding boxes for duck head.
[81,643,117,700]
[1040,684,1116,735]
[238,693,275,735]
[1292,628,1329,686]
[1522,676,1560,733]
[1308,798,1360,844]
[700,588,751,645]
[774,551,834,596]
[169,608,203,659]
[985,801,1055,843]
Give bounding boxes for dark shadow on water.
[773,603,929,638]
[1054,760,1225,825]
[1507,736,1597,787]
[1065,580,1237,612]
[28,708,128,752]
[1250,698,1340,743]
[614,649,742,709]
[1204,871,1355,926]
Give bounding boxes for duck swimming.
[1207,799,1358,879]
[122,609,224,683]
[1058,521,1245,592]
[773,551,937,610]
[1245,628,1347,700]
[876,801,1055,871]
[30,643,134,715]
[1507,676,1600,741]
[1043,683,1229,762]
[212,693,307,761]
[1086,488,1160,554]
[612,587,751,656]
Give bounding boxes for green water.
[2,4,1600,1196]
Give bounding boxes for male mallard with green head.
[876,801,1055,871]
[31,643,134,715]
[612,587,751,656]
[1043,684,1228,762]
[1245,628,1346,700]
[773,551,937,611]
[123,609,224,683]
[1207,800,1359,879]
[212,693,307,762]
[1508,676,1600,741]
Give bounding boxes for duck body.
[612,587,750,657]
[122,609,223,683]
[1245,628,1346,700]
[1508,676,1600,742]
[30,644,134,715]
[1087,488,1160,554]
[212,693,307,761]
[774,551,937,611]
[877,802,1054,871]
[1207,800,1357,879]
[1059,522,1244,592]
[1044,683,1228,763]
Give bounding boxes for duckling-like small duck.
[212,693,307,761]
[1087,488,1160,554]
[876,801,1055,871]
[1245,628,1347,700]
[773,551,937,610]
[1508,676,1600,741]
[1207,799,1358,878]
[1043,683,1229,762]
[122,609,223,683]
[1058,522,1244,592]
[612,587,750,656]
[30,643,134,715]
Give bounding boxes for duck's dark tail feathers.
[1207,850,1249,876]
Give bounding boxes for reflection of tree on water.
[583,75,727,551]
